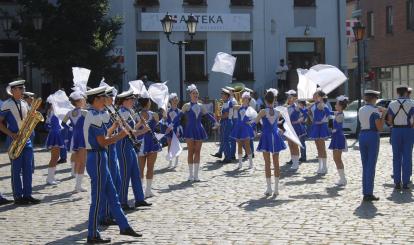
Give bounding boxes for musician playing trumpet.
[0,80,41,205]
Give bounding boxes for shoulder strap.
[392,100,408,123]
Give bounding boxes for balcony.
[230,0,253,7]
[183,0,207,6]
[134,0,159,7]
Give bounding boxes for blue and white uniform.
[138,110,162,156]
[182,102,216,140]
[387,98,414,186]
[358,104,382,196]
[219,99,233,161]
[45,113,65,149]
[329,112,347,151]
[84,107,130,239]
[166,107,183,139]
[64,108,87,151]
[0,98,34,200]
[229,97,238,159]
[230,105,254,140]
[257,108,287,153]
[309,102,331,139]
[288,103,307,137]
[116,106,145,205]
[299,107,308,160]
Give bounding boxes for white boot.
[248,154,254,169]
[291,155,300,170]
[336,169,347,186]
[141,178,145,192]
[316,158,324,174]
[71,162,76,177]
[168,160,173,168]
[46,167,58,185]
[321,158,328,174]
[173,157,179,168]
[193,163,200,182]
[188,164,194,181]
[74,174,87,192]
[236,154,243,169]
[264,178,272,196]
[145,179,154,198]
[273,177,280,196]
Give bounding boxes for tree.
[14,0,123,90]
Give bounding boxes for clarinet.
[104,105,141,151]
[132,105,161,146]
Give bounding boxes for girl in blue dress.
[256,89,287,196]
[182,84,218,182]
[231,91,255,170]
[309,90,332,174]
[62,91,88,192]
[137,97,162,198]
[329,96,348,186]
[165,93,183,168]
[45,103,65,185]
[297,99,308,162]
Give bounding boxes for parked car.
[342,99,392,135]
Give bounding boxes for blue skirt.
[183,124,208,141]
[72,128,85,151]
[139,133,162,155]
[46,131,64,149]
[293,124,307,137]
[309,123,330,140]
[329,131,347,151]
[230,121,254,140]
[257,130,287,154]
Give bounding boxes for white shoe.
[236,162,242,170]
[291,163,299,171]
[336,178,347,186]
[46,180,58,185]
[187,176,194,182]
[145,189,155,198]
[167,161,173,168]
[264,188,272,196]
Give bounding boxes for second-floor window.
[183,0,207,5]
[367,11,375,37]
[232,41,253,81]
[386,6,393,34]
[408,0,414,30]
[294,0,316,7]
[185,40,207,82]
[137,40,159,82]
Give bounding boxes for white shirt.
[277,65,289,80]
[388,98,414,126]
[249,98,257,111]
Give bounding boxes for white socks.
[168,160,173,168]
[174,157,179,167]
[317,158,327,174]
[194,163,200,181]
[71,162,75,177]
[264,178,272,196]
[248,154,254,169]
[145,179,154,198]
[188,164,194,181]
[274,177,279,196]
[237,154,243,169]
[74,174,87,192]
[291,155,300,170]
[46,167,57,185]
[336,169,347,186]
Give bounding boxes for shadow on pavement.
[283,174,325,185]
[157,181,194,194]
[386,189,413,204]
[203,161,227,171]
[238,197,294,211]
[353,201,381,219]
[45,231,87,245]
[154,167,177,175]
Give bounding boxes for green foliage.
[14,0,123,89]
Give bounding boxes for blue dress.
[329,112,347,151]
[65,108,86,151]
[45,114,64,149]
[288,104,307,137]
[183,102,216,140]
[138,110,162,156]
[166,108,183,139]
[309,102,331,140]
[230,106,254,140]
[257,108,287,153]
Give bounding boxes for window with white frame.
[0,40,20,84]
[408,0,414,30]
[231,40,253,81]
[367,11,375,37]
[185,40,206,82]
[136,40,159,81]
[386,6,393,34]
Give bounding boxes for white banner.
[141,13,251,32]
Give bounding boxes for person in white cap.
[62,90,88,192]
[226,86,238,161]
[165,93,184,168]
[182,84,219,182]
[83,86,142,243]
[0,80,40,205]
[285,90,303,170]
[358,90,385,202]
[243,87,256,160]
[328,95,349,186]
[386,84,414,190]
[215,88,234,164]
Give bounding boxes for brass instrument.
[230,83,245,105]
[214,99,224,120]
[8,98,44,160]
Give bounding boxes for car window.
[345,101,365,111]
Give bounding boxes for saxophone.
[8,98,44,160]
[214,99,224,120]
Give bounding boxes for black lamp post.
[161,13,198,103]
[353,22,366,136]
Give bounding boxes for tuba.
[231,83,245,105]
[8,98,44,160]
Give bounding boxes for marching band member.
[387,85,414,190]
[358,90,385,202]
[328,96,348,186]
[297,99,308,162]
[182,84,219,182]
[285,90,304,170]
[137,96,162,198]
[0,80,40,205]
[45,101,65,185]
[23,91,36,172]
[226,86,238,161]
[116,90,151,210]
[230,91,255,170]
[165,93,183,168]
[216,88,233,164]
[309,90,331,174]
[83,86,142,244]
[243,87,255,160]
[256,89,286,196]
[62,91,88,192]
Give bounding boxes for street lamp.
[0,13,13,38]
[352,22,366,136]
[161,13,198,104]
[32,15,43,31]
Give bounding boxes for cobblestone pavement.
[0,137,414,244]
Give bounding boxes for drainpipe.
[337,0,347,96]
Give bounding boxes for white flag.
[72,67,90,93]
[245,106,258,120]
[211,52,237,76]
[129,80,149,98]
[276,106,303,148]
[148,82,169,111]
[297,68,317,100]
[167,132,182,161]
[47,90,74,123]
[306,64,347,95]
